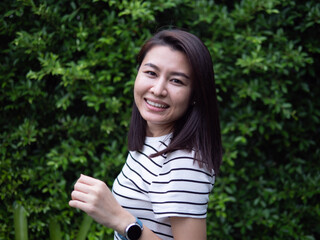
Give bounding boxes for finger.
[78,174,100,186]
[69,200,97,217]
[74,182,92,193]
[71,190,91,202]
[69,200,90,213]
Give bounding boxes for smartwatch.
[118,217,143,240]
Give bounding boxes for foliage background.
[1,0,319,239]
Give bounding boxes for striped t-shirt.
[112,133,215,240]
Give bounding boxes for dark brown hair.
[127,29,222,175]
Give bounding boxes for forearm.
[69,174,162,239]
[139,226,162,240]
[112,210,161,240]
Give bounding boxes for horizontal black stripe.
[138,217,171,228]
[115,178,143,195]
[151,200,208,206]
[123,205,154,212]
[129,152,158,176]
[149,189,211,195]
[143,143,167,160]
[155,210,207,216]
[152,178,212,185]
[159,140,169,148]
[135,150,163,168]
[125,161,151,184]
[163,156,194,165]
[159,167,212,177]
[152,230,173,239]
[112,188,143,201]
[143,143,159,153]
[121,171,148,193]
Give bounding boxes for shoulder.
[149,149,215,219]
[162,149,215,179]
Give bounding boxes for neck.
[146,124,173,137]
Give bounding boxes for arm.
[69,174,161,239]
[69,174,207,240]
[170,217,207,240]
[141,217,207,240]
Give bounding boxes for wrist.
[113,212,136,236]
[117,217,144,240]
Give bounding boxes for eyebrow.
[144,63,190,79]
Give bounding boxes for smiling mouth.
[145,99,169,109]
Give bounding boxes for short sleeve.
[149,149,215,219]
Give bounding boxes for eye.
[145,71,157,77]
[171,79,184,85]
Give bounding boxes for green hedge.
[1,0,319,239]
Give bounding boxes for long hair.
[127,29,222,175]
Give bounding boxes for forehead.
[141,45,192,74]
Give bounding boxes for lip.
[144,98,169,111]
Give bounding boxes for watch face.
[127,224,142,240]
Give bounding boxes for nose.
[150,78,167,97]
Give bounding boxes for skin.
[134,45,193,137]
[69,175,207,240]
[69,46,207,239]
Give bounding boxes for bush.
[1,0,319,239]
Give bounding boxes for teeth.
[146,100,168,108]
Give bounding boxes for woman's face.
[134,45,193,137]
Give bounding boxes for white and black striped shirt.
[112,134,215,239]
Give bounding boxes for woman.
[69,29,222,240]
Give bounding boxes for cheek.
[133,76,141,96]
[174,90,192,108]
[133,77,146,104]
[134,75,154,98]
[133,86,140,105]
